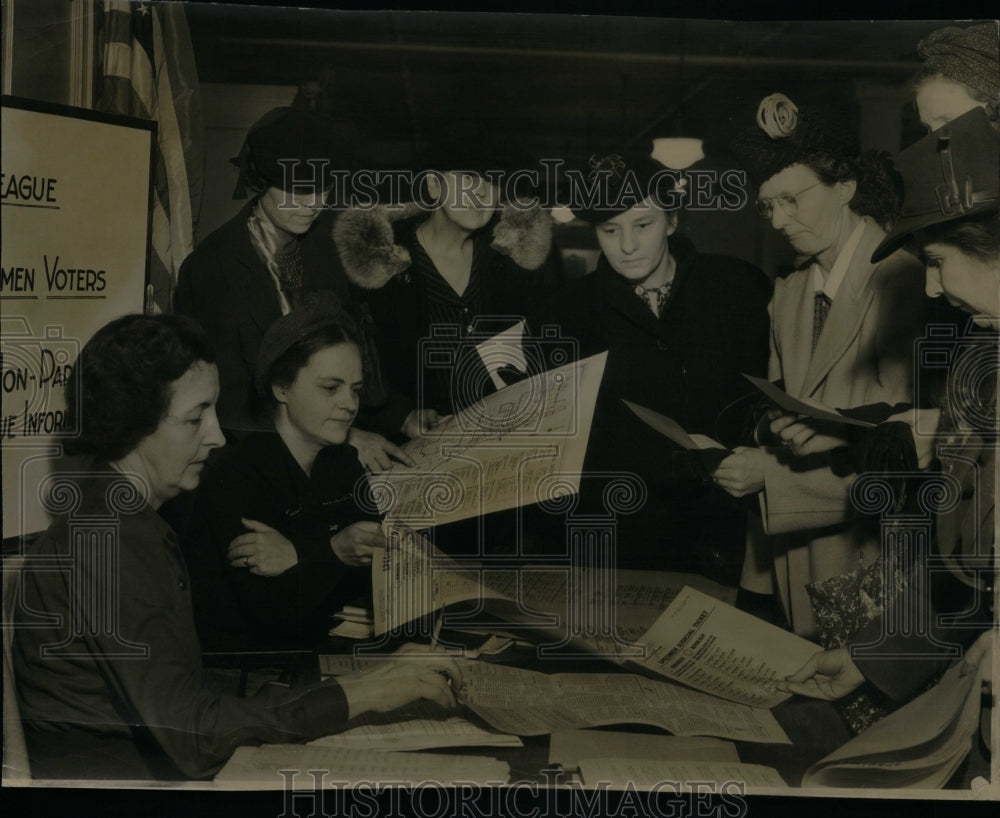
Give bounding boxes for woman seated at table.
[13,313,460,780]
[540,148,771,576]
[182,297,385,653]
[775,107,997,710]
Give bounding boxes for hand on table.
[337,647,465,718]
[348,428,415,474]
[227,518,298,576]
[712,446,766,498]
[331,520,384,566]
[776,647,866,700]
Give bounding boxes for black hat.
[871,107,1000,263]
[232,107,359,199]
[253,292,357,397]
[730,93,859,187]
[568,151,684,224]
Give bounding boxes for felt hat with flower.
[730,93,860,187]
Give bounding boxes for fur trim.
[491,203,553,271]
[333,202,422,290]
[334,201,553,290]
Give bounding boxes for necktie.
[813,292,832,352]
[635,281,673,318]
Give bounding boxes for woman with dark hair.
[539,149,771,575]
[175,107,410,472]
[912,22,999,132]
[182,298,386,652]
[777,107,997,710]
[13,314,460,780]
[717,94,930,641]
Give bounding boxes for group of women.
[11,21,998,781]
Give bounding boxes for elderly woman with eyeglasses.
[714,95,929,642]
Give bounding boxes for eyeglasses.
[755,181,823,219]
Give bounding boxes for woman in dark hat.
[13,313,461,780]
[539,149,771,575]
[332,131,560,428]
[174,107,408,472]
[777,106,997,726]
[913,22,999,133]
[182,298,384,652]
[717,93,930,641]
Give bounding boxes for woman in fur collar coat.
[333,154,561,437]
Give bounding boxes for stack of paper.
[215,745,510,787]
[576,759,787,791]
[801,660,984,788]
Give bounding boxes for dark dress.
[181,433,377,653]
[13,468,352,780]
[536,235,772,576]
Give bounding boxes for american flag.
[96,0,202,313]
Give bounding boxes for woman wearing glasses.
[715,94,928,644]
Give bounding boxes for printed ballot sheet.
[742,374,876,428]
[367,352,607,527]
[459,662,790,744]
[631,587,820,708]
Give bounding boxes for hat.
[871,107,999,262]
[232,107,359,199]
[730,93,860,187]
[568,150,684,224]
[918,23,1000,103]
[253,292,357,396]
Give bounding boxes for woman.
[174,106,408,472]
[183,299,385,652]
[778,106,997,708]
[913,22,999,132]
[333,137,559,428]
[542,150,771,575]
[12,314,460,780]
[718,93,930,639]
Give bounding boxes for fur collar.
[333,201,553,290]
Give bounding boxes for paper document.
[549,730,739,770]
[576,758,787,791]
[631,587,820,708]
[459,662,790,743]
[475,320,528,389]
[801,660,984,788]
[309,717,523,752]
[214,745,510,787]
[622,399,732,473]
[742,374,876,428]
[368,352,606,527]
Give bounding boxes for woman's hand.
[227,518,298,576]
[401,409,451,440]
[348,428,415,474]
[770,413,848,456]
[885,408,941,469]
[712,446,766,497]
[331,520,385,566]
[337,652,465,718]
[776,647,866,700]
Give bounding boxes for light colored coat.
[754,217,928,637]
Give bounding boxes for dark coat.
[537,236,772,573]
[334,202,561,423]
[181,433,375,652]
[174,203,403,437]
